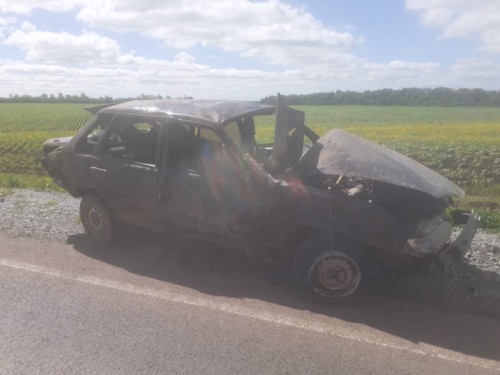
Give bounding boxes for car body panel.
[41,97,477,266]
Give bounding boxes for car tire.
[291,233,364,303]
[80,194,114,245]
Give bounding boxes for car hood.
[299,129,464,199]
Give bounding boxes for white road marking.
[1,257,498,371]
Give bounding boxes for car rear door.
[158,121,273,253]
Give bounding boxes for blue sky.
[1,0,499,100]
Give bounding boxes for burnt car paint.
[41,97,478,276]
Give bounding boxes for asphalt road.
[0,231,499,374]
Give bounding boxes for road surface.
[0,231,499,374]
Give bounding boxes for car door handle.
[90,166,107,174]
[129,163,148,170]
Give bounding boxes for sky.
[1,0,500,100]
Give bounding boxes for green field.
[1,103,499,229]
[295,106,500,196]
[0,103,93,180]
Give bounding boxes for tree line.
[261,88,500,106]
[0,93,192,104]
[3,88,500,106]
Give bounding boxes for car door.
[69,112,115,189]
[158,121,273,252]
[88,115,162,229]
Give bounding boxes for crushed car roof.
[94,99,275,126]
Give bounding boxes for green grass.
[0,103,94,176]
[0,187,13,198]
[0,103,92,132]
[0,173,64,191]
[476,210,500,231]
[297,105,500,128]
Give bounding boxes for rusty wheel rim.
[88,206,105,235]
[308,251,361,298]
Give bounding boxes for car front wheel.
[80,194,114,245]
[292,233,363,302]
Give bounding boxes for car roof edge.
[84,103,116,115]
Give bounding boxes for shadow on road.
[68,227,500,363]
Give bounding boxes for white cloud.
[0,56,276,99]
[1,1,500,99]
[0,16,16,38]
[406,0,500,54]
[174,52,196,63]
[20,21,35,32]
[0,16,16,27]
[448,58,500,87]
[0,0,84,14]
[75,0,361,67]
[4,28,121,64]
[358,60,442,89]
[0,0,363,67]
[5,47,495,101]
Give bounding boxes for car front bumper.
[404,210,480,259]
[439,210,481,261]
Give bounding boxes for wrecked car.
[41,96,480,302]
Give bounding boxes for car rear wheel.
[292,233,364,302]
[80,194,114,245]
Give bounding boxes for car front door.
[88,115,162,229]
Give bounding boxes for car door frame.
[158,118,277,254]
[85,113,165,229]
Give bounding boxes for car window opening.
[166,123,226,168]
[104,119,160,165]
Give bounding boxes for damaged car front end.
[41,96,480,302]
[40,136,73,188]
[290,128,480,264]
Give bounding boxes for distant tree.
[260,88,500,107]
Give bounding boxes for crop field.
[0,103,92,178]
[1,102,499,228]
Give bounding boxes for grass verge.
[0,173,64,192]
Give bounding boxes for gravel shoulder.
[1,188,499,317]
